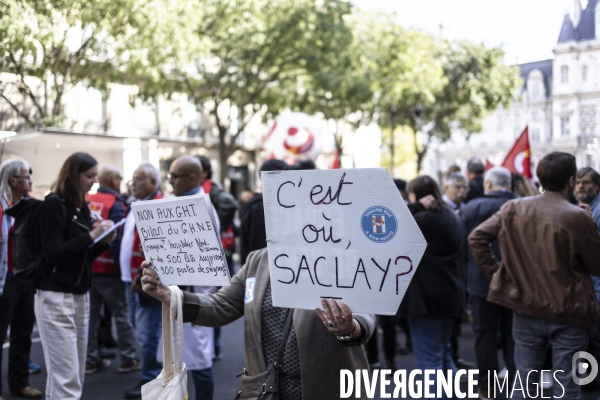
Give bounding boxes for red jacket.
[86,191,126,275]
[130,191,163,281]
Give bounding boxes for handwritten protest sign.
[262,168,427,315]
[131,195,231,286]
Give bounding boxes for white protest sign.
[262,168,427,315]
[131,194,231,286]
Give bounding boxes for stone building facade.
[422,0,600,178]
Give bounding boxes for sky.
[351,0,585,64]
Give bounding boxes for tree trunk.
[218,126,229,185]
[411,125,429,174]
[389,107,396,174]
[416,148,427,174]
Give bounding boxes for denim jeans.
[124,282,138,329]
[135,300,162,382]
[191,367,214,400]
[408,315,457,399]
[471,295,515,390]
[511,311,588,399]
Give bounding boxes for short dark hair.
[260,159,289,174]
[467,158,484,175]
[292,159,316,170]
[536,152,576,192]
[576,167,600,186]
[407,175,447,210]
[198,156,212,180]
[52,152,98,206]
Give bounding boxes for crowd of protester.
[2,150,600,400]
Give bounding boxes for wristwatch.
[336,320,358,341]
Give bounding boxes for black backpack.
[5,197,45,278]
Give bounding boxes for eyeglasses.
[576,180,595,186]
[130,177,148,183]
[168,173,191,181]
[13,176,32,181]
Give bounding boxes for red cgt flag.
[484,159,494,172]
[502,127,532,179]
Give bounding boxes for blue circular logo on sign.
[361,206,398,243]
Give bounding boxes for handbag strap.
[161,285,185,384]
[274,309,294,369]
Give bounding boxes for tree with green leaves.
[366,14,445,174]
[0,0,148,128]
[292,11,373,167]
[165,0,354,182]
[370,19,521,172]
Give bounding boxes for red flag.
[484,159,494,172]
[331,147,340,169]
[501,127,532,179]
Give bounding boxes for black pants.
[0,272,36,394]
[366,315,396,367]
[471,295,515,388]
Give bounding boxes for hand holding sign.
[139,260,172,306]
[131,195,231,286]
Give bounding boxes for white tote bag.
[142,286,188,400]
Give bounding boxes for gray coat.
[182,248,375,399]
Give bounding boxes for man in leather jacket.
[469,152,600,399]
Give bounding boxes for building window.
[561,117,570,137]
[532,84,539,98]
[580,105,597,134]
[583,66,588,82]
[532,110,540,122]
[532,128,540,142]
[561,66,569,83]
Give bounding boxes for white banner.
[262,168,427,315]
[131,195,231,286]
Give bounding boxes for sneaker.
[498,367,507,380]
[10,386,42,399]
[213,347,223,361]
[85,359,111,374]
[28,360,41,374]
[541,370,553,390]
[455,357,477,370]
[478,388,495,399]
[119,359,142,373]
[99,348,117,359]
[125,381,143,399]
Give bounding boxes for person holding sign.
[162,155,218,400]
[34,153,116,400]
[139,248,375,400]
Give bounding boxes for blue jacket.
[460,190,519,299]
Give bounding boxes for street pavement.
[3,317,600,399]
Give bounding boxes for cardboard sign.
[131,195,231,286]
[262,168,427,315]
